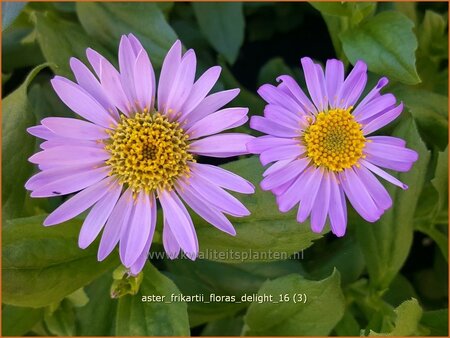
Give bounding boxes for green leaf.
[257,57,296,87]
[2,64,49,221]
[420,309,448,336]
[76,2,177,69]
[165,259,303,326]
[391,85,448,150]
[44,299,76,336]
[368,299,423,336]
[304,236,365,285]
[334,310,361,336]
[195,157,324,263]
[310,2,376,23]
[75,272,117,336]
[243,269,345,335]
[383,274,418,308]
[340,11,420,85]
[201,316,244,336]
[2,215,119,308]
[32,11,114,78]
[193,3,244,64]
[116,263,189,336]
[2,305,44,336]
[355,117,430,289]
[2,2,26,30]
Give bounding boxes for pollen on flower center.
[303,108,366,171]
[105,112,193,192]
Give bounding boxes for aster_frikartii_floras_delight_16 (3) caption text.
[25,34,255,275]
[247,57,419,237]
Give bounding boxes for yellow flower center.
[105,112,193,192]
[303,108,366,171]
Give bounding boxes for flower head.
[248,57,418,236]
[26,34,254,274]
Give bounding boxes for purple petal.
[127,33,144,56]
[262,158,295,177]
[70,57,119,120]
[44,176,114,226]
[310,171,331,233]
[189,162,254,194]
[30,166,109,198]
[187,107,248,140]
[360,159,408,190]
[41,117,109,140]
[183,89,240,128]
[40,139,103,152]
[98,188,134,261]
[364,141,418,172]
[354,94,396,122]
[261,158,309,191]
[325,59,344,109]
[129,192,156,274]
[181,66,221,117]
[165,49,197,116]
[300,57,327,112]
[362,103,403,135]
[26,163,95,190]
[157,40,182,112]
[159,189,198,257]
[118,35,138,110]
[86,48,131,115]
[339,167,382,222]
[187,173,250,217]
[264,103,302,126]
[134,49,156,111]
[120,191,154,267]
[177,181,236,235]
[276,75,316,114]
[336,60,367,109]
[260,144,304,166]
[352,77,389,116]
[258,84,303,114]
[247,136,298,154]
[328,173,347,237]
[29,146,109,167]
[189,133,254,158]
[51,76,117,128]
[355,165,392,211]
[250,116,299,138]
[296,167,324,222]
[276,168,314,212]
[78,181,123,249]
[163,217,181,259]
[27,125,55,140]
[366,136,406,147]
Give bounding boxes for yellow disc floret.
[303,108,366,171]
[105,112,193,192]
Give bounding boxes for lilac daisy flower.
[26,34,254,275]
[247,57,418,237]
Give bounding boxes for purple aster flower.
[25,34,254,275]
[247,57,418,237]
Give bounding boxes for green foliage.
[76,2,177,69]
[2,305,44,336]
[196,157,324,263]
[2,215,119,308]
[340,11,420,85]
[116,263,190,336]
[2,64,49,221]
[368,299,423,336]
[192,3,245,64]
[356,117,430,290]
[243,270,345,335]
